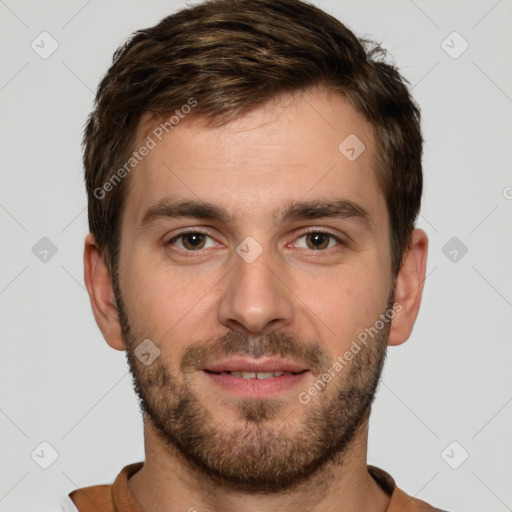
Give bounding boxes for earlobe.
[83,233,125,351]
[388,229,428,347]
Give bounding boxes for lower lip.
[203,371,309,398]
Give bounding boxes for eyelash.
[165,228,345,254]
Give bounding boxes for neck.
[127,415,391,512]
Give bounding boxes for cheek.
[298,264,389,346]
[120,252,218,343]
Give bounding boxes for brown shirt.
[66,462,449,511]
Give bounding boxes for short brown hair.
[83,0,423,280]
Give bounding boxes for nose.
[217,242,295,335]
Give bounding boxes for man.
[68,0,449,510]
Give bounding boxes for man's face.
[114,87,395,492]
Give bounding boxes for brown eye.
[305,232,330,250]
[167,231,216,251]
[296,232,341,251]
[181,233,206,250]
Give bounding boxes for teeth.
[256,372,279,379]
[219,371,287,379]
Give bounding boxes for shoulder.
[67,484,114,512]
[65,462,144,512]
[389,484,454,512]
[368,465,453,512]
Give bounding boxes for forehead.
[123,87,385,230]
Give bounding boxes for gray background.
[1,0,511,511]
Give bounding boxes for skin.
[84,87,428,512]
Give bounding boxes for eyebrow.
[138,197,373,232]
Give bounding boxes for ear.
[83,233,125,351]
[388,228,428,346]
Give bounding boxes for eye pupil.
[183,233,205,250]
[307,233,329,250]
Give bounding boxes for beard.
[113,278,392,494]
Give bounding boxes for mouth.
[201,357,310,398]
[202,356,308,374]
[204,369,306,379]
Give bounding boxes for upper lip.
[202,357,308,374]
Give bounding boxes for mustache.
[180,330,332,375]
